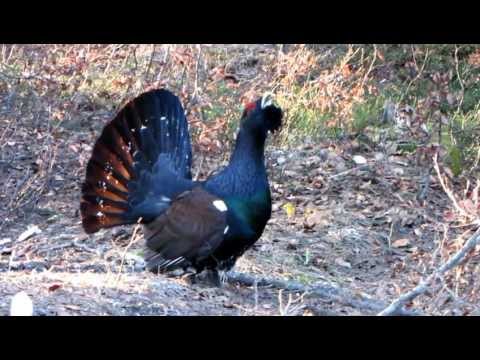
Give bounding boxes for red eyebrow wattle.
[244,101,256,112]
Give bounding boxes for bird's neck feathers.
[229,127,266,168]
[226,127,269,196]
[205,126,269,198]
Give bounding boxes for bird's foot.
[190,269,230,287]
[218,270,229,285]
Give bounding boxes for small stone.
[170,269,184,277]
[319,148,330,161]
[327,151,338,161]
[287,239,299,250]
[10,292,33,316]
[374,152,385,161]
[393,167,404,176]
[335,161,347,173]
[335,258,352,268]
[352,155,367,165]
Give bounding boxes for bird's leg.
[189,269,227,287]
[207,269,230,287]
[179,266,200,285]
[218,270,229,285]
[204,269,222,287]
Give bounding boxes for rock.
[10,292,33,316]
[393,167,404,176]
[353,155,367,165]
[170,268,185,277]
[319,148,330,161]
[286,239,299,250]
[335,161,347,173]
[277,156,287,165]
[374,152,385,161]
[327,151,338,161]
[335,258,352,268]
[303,209,327,229]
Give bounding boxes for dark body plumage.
[80,89,282,275]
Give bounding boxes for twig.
[329,165,369,180]
[278,289,305,316]
[253,277,259,313]
[103,44,123,75]
[193,154,205,181]
[454,45,465,114]
[226,271,421,316]
[360,45,377,90]
[143,44,156,85]
[378,226,480,316]
[399,47,429,104]
[116,220,142,282]
[416,166,432,203]
[192,44,202,99]
[387,221,394,249]
[433,152,469,218]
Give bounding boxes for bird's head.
[241,93,283,136]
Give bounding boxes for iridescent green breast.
[224,189,271,238]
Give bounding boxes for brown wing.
[143,187,228,272]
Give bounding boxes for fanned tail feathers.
[80,89,193,234]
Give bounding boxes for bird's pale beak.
[261,93,274,109]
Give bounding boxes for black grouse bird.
[80,89,283,280]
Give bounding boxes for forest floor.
[1,124,475,316]
[1,44,479,316]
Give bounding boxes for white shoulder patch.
[212,200,228,212]
[224,226,229,234]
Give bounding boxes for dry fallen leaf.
[335,258,352,268]
[17,225,42,242]
[303,208,329,230]
[392,238,410,248]
[282,202,296,218]
[444,210,456,222]
[414,228,423,237]
[48,284,62,292]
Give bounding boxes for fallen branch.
[226,271,421,316]
[433,153,469,219]
[329,165,370,180]
[378,226,480,316]
[416,167,432,204]
[116,220,142,282]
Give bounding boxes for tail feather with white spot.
[81,89,193,234]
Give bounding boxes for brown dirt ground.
[2,111,476,316]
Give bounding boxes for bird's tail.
[80,89,193,234]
